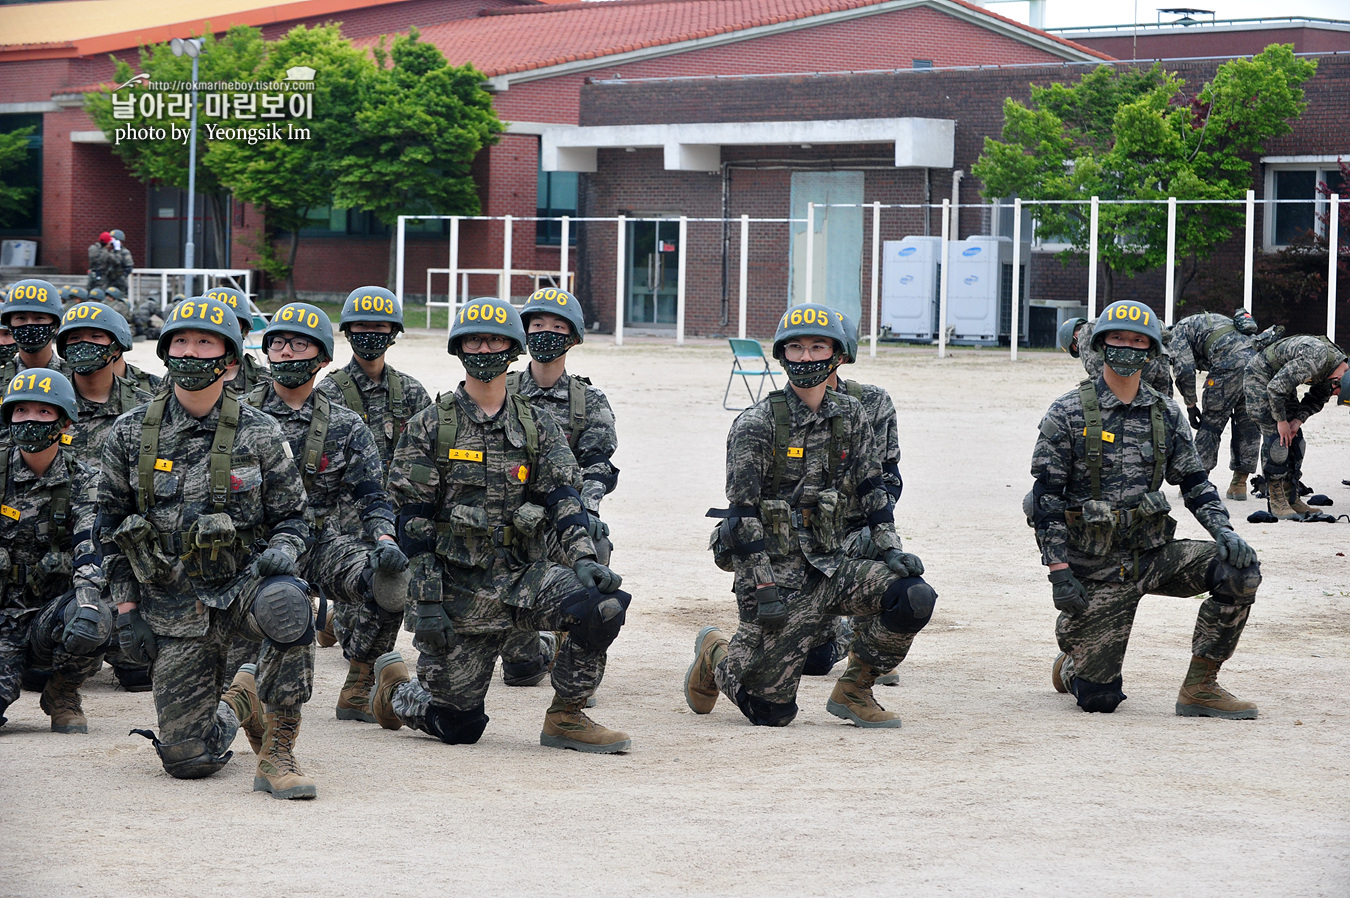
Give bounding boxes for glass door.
[626,217,680,327]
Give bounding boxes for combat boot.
[683,626,728,714]
[1287,485,1315,516]
[254,712,316,799]
[335,660,376,723]
[540,694,630,753]
[1051,652,1071,694]
[1176,656,1257,719]
[1226,471,1248,501]
[1265,479,1299,520]
[39,673,87,734]
[221,663,265,754]
[826,654,902,728]
[370,651,409,730]
[315,610,337,648]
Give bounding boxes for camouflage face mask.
[1102,344,1150,377]
[10,323,56,353]
[526,331,572,363]
[164,354,230,391]
[10,420,65,453]
[782,356,839,389]
[269,358,320,388]
[457,348,516,383]
[63,340,117,375]
[347,331,397,361]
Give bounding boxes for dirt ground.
[3,328,1348,897]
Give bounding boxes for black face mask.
[63,340,117,375]
[164,354,231,391]
[347,331,397,361]
[526,331,573,363]
[782,356,839,389]
[0,343,17,368]
[457,348,516,383]
[269,358,321,388]
[10,420,65,453]
[11,323,56,353]
[1102,344,1151,377]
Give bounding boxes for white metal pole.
[1328,194,1340,341]
[938,198,950,359]
[676,215,688,346]
[1243,189,1255,312]
[614,215,626,346]
[1087,196,1099,320]
[500,214,513,302]
[395,215,406,311]
[1164,196,1177,325]
[870,200,881,358]
[738,214,749,339]
[184,52,198,298]
[447,216,460,332]
[1010,198,1022,361]
[559,215,570,292]
[804,202,815,306]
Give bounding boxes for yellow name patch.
[154,459,173,472]
[447,449,483,462]
[0,505,18,520]
[59,434,72,445]
[787,447,804,458]
[1082,429,1116,443]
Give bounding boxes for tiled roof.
[413,0,1109,77]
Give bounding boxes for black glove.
[883,548,925,577]
[754,584,787,631]
[1048,568,1088,616]
[251,546,298,579]
[369,540,409,573]
[115,608,158,665]
[574,558,621,593]
[585,513,609,542]
[413,602,455,654]
[1215,529,1257,569]
[1187,405,1202,430]
[63,596,110,656]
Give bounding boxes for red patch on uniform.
[230,474,244,491]
[319,454,330,472]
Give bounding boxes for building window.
[537,150,578,246]
[0,113,42,237]
[912,59,933,69]
[1265,163,1346,249]
[294,203,446,238]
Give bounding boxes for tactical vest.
[763,389,848,555]
[1201,323,1236,362]
[328,366,409,452]
[244,383,331,498]
[1263,336,1343,373]
[0,445,72,585]
[505,370,587,451]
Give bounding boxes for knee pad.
[561,587,632,652]
[1264,439,1289,479]
[1288,432,1306,479]
[1206,557,1260,606]
[734,687,798,727]
[880,577,937,634]
[424,703,489,745]
[253,576,315,648]
[149,735,232,779]
[1072,677,1127,713]
[802,640,844,676]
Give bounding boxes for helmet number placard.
[529,288,569,307]
[783,306,828,328]
[173,301,226,326]
[9,374,53,394]
[459,304,510,325]
[205,290,238,307]
[12,284,49,303]
[1105,304,1150,326]
[277,305,321,329]
[355,295,396,314]
[63,305,104,323]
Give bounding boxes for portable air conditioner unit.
[0,240,36,268]
[879,236,942,342]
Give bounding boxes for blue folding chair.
[723,338,779,410]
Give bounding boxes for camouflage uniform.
[87,244,132,294]
[65,376,152,469]
[317,359,432,469]
[1169,312,1260,474]
[1242,335,1347,485]
[0,351,73,385]
[1030,376,1255,702]
[98,392,312,761]
[1077,321,1173,396]
[230,353,272,397]
[712,387,932,725]
[0,447,107,722]
[383,385,613,732]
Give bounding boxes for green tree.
[206,24,378,299]
[973,45,1317,302]
[0,125,36,228]
[331,28,502,287]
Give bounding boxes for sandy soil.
[3,329,1347,897]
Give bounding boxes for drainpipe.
[923,168,931,236]
[950,169,964,241]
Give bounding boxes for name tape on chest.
[0,505,18,520]
[1082,428,1115,443]
[154,458,173,472]
[787,447,804,458]
[447,448,484,462]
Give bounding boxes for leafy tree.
[973,45,1317,302]
[0,125,36,228]
[331,28,502,287]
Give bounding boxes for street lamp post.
[171,37,202,296]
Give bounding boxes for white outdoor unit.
[945,236,1030,346]
[880,235,942,342]
[0,240,36,268]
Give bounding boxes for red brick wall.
[1076,27,1350,61]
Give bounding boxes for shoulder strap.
[1149,400,1166,492]
[243,381,269,409]
[567,376,586,451]
[387,368,406,421]
[328,369,365,421]
[1077,379,1103,501]
[510,392,539,473]
[504,371,521,395]
[768,391,791,497]
[49,454,72,547]
[300,392,331,495]
[0,446,8,515]
[137,391,170,514]
[1202,323,1236,359]
[118,376,138,409]
[846,379,863,400]
[209,392,241,512]
[434,392,459,485]
[827,407,845,484]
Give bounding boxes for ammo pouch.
[434,504,497,570]
[1116,490,1176,551]
[112,514,177,583]
[1065,499,1116,557]
[180,512,244,584]
[709,523,736,572]
[759,499,793,557]
[808,489,842,553]
[511,502,548,563]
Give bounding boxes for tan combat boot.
[1266,479,1299,520]
[1051,652,1071,694]
[315,611,337,648]
[1226,472,1248,501]
[683,626,728,714]
[40,673,87,734]
[335,660,376,723]
[1287,484,1314,516]
[1176,656,1257,720]
[541,694,630,753]
[221,663,265,754]
[254,712,317,799]
[827,654,902,728]
[370,651,409,730]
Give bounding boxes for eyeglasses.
[782,341,834,362]
[461,335,512,351]
[265,334,313,353]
